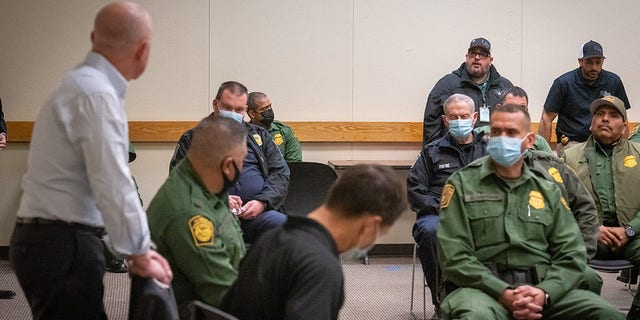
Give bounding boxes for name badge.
[479,105,490,122]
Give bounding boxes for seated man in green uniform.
[247,91,302,162]
[438,104,623,319]
[147,116,248,317]
[221,164,407,319]
[564,95,640,319]
[474,86,552,153]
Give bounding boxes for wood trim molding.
[7,121,633,143]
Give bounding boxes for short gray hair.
[443,94,475,115]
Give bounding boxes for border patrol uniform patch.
[548,167,564,183]
[189,215,214,247]
[273,133,284,145]
[529,190,545,209]
[441,184,455,209]
[252,134,263,146]
[624,155,637,168]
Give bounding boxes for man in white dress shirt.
[10,2,172,319]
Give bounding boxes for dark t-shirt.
[222,216,344,320]
[544,68,630,142]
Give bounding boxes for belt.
[16,217,105,236]
[485,262,539,286]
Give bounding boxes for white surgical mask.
[219,109,244,123]
[339,223,380,260]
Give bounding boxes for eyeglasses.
[468,50,490,59]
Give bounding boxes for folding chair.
[588,259,637,295]
[283,162,337,217]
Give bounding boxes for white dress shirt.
[17,51,150,256]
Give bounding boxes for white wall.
[1,0,639,245]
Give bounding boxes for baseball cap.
[469,37,491,53]
[590,95,626,120]
[579,40,605,59]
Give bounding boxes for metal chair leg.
[410,243,426,320]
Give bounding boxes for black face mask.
[219,161,240,196]
[259,109,275,127]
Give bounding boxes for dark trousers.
[240,210,287,243]
[412,215,439,306]
[10,222,107,320]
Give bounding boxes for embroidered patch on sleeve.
[547,167,564,183]
[624,155,637,168]
[273,133,284,145]
[528,190,545,209]
[189,215,214,247]
[440,184,455,209]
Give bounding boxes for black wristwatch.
[625,225,636,238]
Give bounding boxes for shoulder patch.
[252,133,263,146]
[547,167,564,183]
[189,215,214,247]
[273,133,284,145]
[528,190,545,210]
[624,155,637,168]
[440,184,455,209]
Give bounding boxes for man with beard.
[422,37,513,145]
[539,40,631,157]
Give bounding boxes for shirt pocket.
[465,195,505,249]
[516,203,553,244]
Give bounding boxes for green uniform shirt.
[524,150,599,259]
[438,157,586,304]
[268,120,302,162]
[147,160,246,307]
[590,142,617,224]
[564,136,640,232]
[474,125,552,153]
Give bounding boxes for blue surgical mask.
[448,119,474,138]
[487,135,528,167]
[219,109,244,123]
[339,224,380,260]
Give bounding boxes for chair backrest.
[283,162,338,217]
[191,300,239,320]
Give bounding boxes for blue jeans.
[240,210,287,243]
[412,214,439,306]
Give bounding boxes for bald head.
[188,116,247,169]
[92,1,152,80]
[187,116,248,194]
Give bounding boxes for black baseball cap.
[580,40,605,59]
[469,37,491,53]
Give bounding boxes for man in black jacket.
[422,37,512,145]
[170,81,289,243]
[409,93,488,319]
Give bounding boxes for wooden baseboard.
[5,121,584,144]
